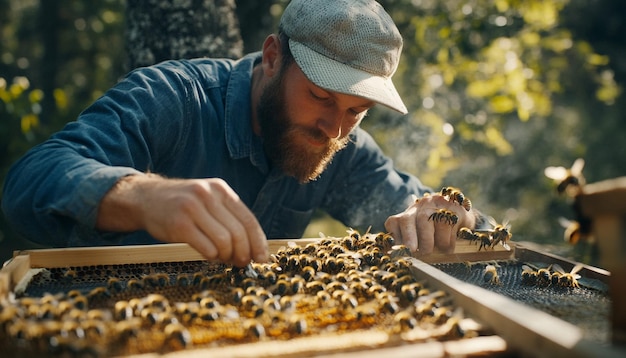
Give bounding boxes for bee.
[257,268,278,284]
[316,290,332,302]
[143,294,170,311]
[375,232,395,251]
[199,297,220,310]
[521,265,538,285]
[241,295,262,312]
[175,273,192,287]
[457,227,479,244]
[126,278,145,290]
[340,292,359,309]
[428,209,459,226]
[66,290,83,299]
[483,264,500,285]
[243,319,265,339]
[63,269,78,281]
[552,263,583,288]
[274,279,291,296]
[300,266,317,281]
[81,319,107,340]
[28,303,56,320]
[86,308,112,322]
[544,158,586,197]
[288,316,308,335]
[379,296,400,314]
[441,186,472,211]
[87,286,110,300]
[305,280,326,293]
[487,217,512,251]
[107,277,124,292]
[536,265,552,286]
[163,323,192,349]
[476,232,493,251]
[114,300,134,320]
[263,296,282,312]
[143,273,170,287]
[393,310,418,331]
[389,244,412,259]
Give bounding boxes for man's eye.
[310,91,329,101]
[350,108,369,117]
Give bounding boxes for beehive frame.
[0,239,622,357]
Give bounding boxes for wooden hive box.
[0,238,623,357]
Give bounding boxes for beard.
[257,70,349,183]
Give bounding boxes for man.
[2,0,477,267]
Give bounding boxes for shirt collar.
[224,52,269,173]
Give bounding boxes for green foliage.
[362,0,625,262]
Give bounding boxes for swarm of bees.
[0,230,479,357]
[521,263,583,289]
[457,217,512,252]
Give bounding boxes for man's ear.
[261,34,281,77]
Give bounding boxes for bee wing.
[500,241,511,251]
[558,217,574,229]
[552,263,566,274]
[570,158,585,176]
[544,166,568,180]
[570,263,584,275]
[486,216,498,228]
[522,264,538,271]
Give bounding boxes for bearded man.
[2,0,478,267]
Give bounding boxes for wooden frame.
[0,239,623,357]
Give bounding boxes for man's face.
[257,62,373,183]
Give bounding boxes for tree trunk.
[125,0,243,70]
[38,0,60,125]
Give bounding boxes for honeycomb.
[0,231,481,357]
[433,260,611,343]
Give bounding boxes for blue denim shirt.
[2,52,431,248]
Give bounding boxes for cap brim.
[289,40,408,114]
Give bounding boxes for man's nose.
[316,111,343,139]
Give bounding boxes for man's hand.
[384,193,476,255]
[96,174,269,267]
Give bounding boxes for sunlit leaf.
[466,76,506,98]
[489,95,516,113]
[54,89,68,109]
[485,126,513,155]
[587,53,609,66]
[20,114,39,133]
[28,89,44,103]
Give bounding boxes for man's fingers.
[415,215,435,254]
[432,221,454,253]
[182,226,219,261]
[221,190,268,264]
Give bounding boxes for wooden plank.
[578,176,626,215]
[418,239,514,264]
[408,257,623,358]
[514,241,611,283]
[18,243,204,268]
[578,177,626,344]
[0,255,31,296]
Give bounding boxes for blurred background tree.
[1,0,624,265]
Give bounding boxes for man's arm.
[97,174,268,266]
